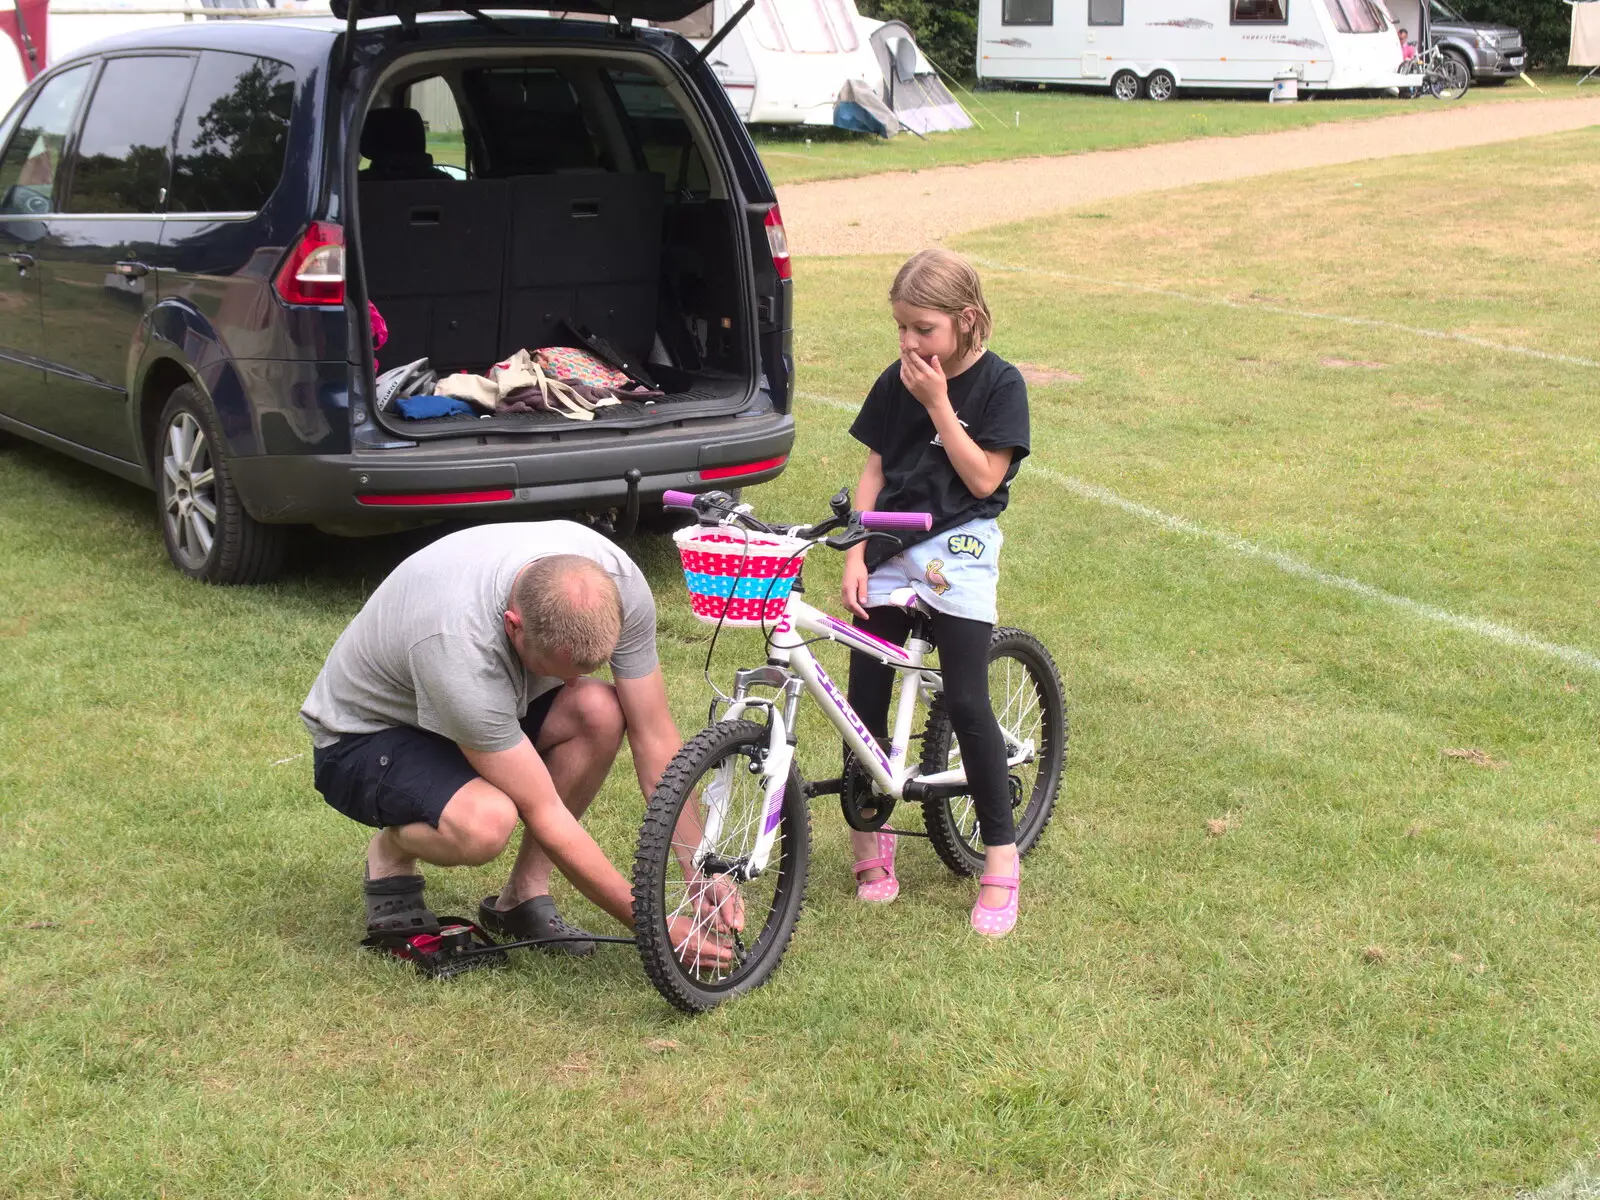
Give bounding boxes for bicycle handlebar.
[859,511,933,533]
[662,489,931,542]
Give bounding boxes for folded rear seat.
[503,171,665,366]
[359,178,510,372]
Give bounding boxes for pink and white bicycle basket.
[672,526,810,627]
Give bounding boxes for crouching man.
[301,521,736,964]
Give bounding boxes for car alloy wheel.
[161,410,217,572]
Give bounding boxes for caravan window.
[749,0,787,51]
[822,0,861,50]
[1088,0,1124,24]
[1002,0,1053,25]
[775,1,840,53]
[1232,0,1288,23]
[1321,0,1385,31]
[659,3,715,38]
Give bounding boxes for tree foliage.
[856,0,980,78]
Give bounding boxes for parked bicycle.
[630,488,1068,1012]
[1400,44,1471,100]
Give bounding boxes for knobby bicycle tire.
[632,719,810,1013]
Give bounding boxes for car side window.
[169,52,295,214]
[0,65,91,216]
[64,55,194,215]
[607,69,708,198]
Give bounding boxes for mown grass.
[2,131,1598,1197]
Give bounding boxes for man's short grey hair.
[513,555,622,673]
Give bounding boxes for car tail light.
[275,222,346,305]
[700,455,788,482]
[763,205,791,280]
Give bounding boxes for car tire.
[1145,70,1177,102]
[155,385,287,585]
[1111,70,1141,102]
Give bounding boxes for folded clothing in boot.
[393,394,475,420]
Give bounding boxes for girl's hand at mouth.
[899,348,950,412]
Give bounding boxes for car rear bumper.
[228,411,796,527]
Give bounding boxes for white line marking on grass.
[968,257,1600,371]
[1027,465,1600,674]
[1518,1152,1600,1200]
[793,391,1600,674]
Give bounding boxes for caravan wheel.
[1146,70,1177,101]
[1111,71,1141,102]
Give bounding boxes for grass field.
[3,129,1599,1197]
[423,74,1582,187]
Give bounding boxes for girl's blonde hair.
[889,249,993,360]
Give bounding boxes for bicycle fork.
[698,667,805,881]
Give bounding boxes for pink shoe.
[971,857,1020,938]
[853,830,899,903]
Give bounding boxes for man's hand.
[900,348,950,412]
[668,914,736,969]
[691,872,745,935]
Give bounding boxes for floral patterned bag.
[534,346,633,391]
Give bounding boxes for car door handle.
[114,260,150,280]
[9,252,34,270]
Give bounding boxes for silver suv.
[1427,0,1526,84]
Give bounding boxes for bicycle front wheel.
[920,627,1068,876]
[632,720,810,1013]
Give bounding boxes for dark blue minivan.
[0,0,795,582]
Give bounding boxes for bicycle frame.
[701,585,1036,881]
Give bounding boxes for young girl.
[841,249,1030,937]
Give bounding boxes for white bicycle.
[631,488,1068,1012]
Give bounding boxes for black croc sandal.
[478,894,596,958]
[365,872,440,940]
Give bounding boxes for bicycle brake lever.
[823,528,902,551]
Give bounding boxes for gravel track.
[779,96,1600,257]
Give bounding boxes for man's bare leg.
[367,780,518,878]
[495,679,625,910]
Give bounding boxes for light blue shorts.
[866,516,1002,625]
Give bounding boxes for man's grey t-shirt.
[300,521,657,753]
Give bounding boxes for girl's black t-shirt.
[848,350,1030,567]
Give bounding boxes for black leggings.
[846,606,1015,847]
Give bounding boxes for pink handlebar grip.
[860,510,933,532]
[662,490,699,509]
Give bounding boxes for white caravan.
[976,0,1413,99]
[660,0,969,130]
[661,0,877,124]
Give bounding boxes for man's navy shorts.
[312,688,563,830]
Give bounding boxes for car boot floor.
[380,369,750,438]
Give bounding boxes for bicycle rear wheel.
[632,720,810,1013]
[1432,57,1470,100]
[920,627,1067,877]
